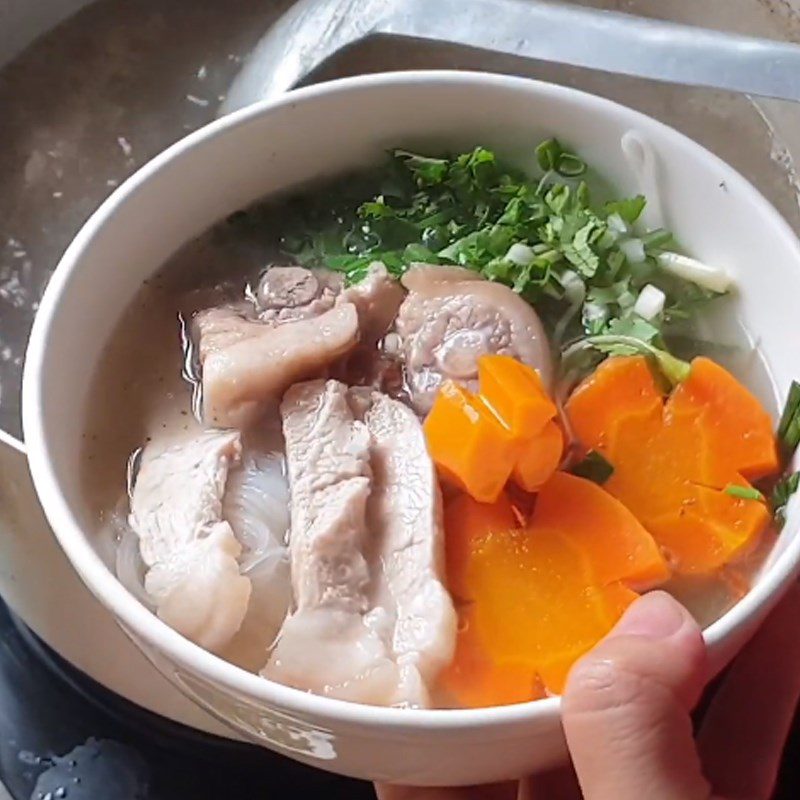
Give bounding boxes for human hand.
[376,585,800,799]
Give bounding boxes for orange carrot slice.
[478,355,557,438]
[444,491,517,600]
[424,381,516,503]
[534,471,670,589]
[438,627,546,708]
[565,355,663,454]
[440,474,666,705]
[566,356,777,575]
[511,420,564,492]
[426,356,566,502]
[671,357,779,480]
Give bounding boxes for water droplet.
[18,750,40,766]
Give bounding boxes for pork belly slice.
[265,380,455,707]
[195,302,359,429]
[129,430,251,652]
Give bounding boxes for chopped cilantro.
[605,316,661,345]
[280,140,724,344]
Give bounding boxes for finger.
[375,781,518,800]
[698,582,800,799]
[520,766,582,800]
[562,591,711,800]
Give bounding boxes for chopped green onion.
[570,451,614,484]
[604,195,646,225]
[535,138,562,172]
[773,472,800,530]
[633,284,666,322]
[777,380,800,455]
[724,484,765,502]
[534,138,586,177]
[556,153,587,178]
[656,252,731,293]
[642,228,673,250]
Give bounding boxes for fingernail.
[611,591,686,640]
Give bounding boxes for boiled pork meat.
[265,379,455,707]
[364,393,456,701]
[396,264,553,414]
[128,430,251,653]
[195,302,359,428]
[255,266,343,325]
[339,261,405,345]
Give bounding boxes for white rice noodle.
[552,269,586,345]
[223,452,290,564]
[621,130,664,229]
[219,452,293,670]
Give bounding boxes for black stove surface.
[0,599,374,800]
[1,596,799,800]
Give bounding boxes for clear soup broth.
[81,146,785,709]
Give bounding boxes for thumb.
[562,591,711,800]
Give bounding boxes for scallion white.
[620,237,646,264]
[505,242,536,266]
[607,212,629,235]
[657,252,732,293]
[633,284,666,321]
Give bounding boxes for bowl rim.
[22,68,800,732]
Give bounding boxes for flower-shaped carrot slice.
[566,356,777,574]
[439,473,667,706]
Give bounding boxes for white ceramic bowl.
[22,72,800,786]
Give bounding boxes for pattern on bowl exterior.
[22,72,800,785]
[121,623,337,760]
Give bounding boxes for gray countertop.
[3,0,800,442]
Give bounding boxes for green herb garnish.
[535,138,587,177]
[603,195,646,225]
[771,383,800,530]
[778,380,800,455]
[772,472,800,530]
[281,141,722,344]
[570,451,614,484]
[724,484,765,502]
[561,335,691,388]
